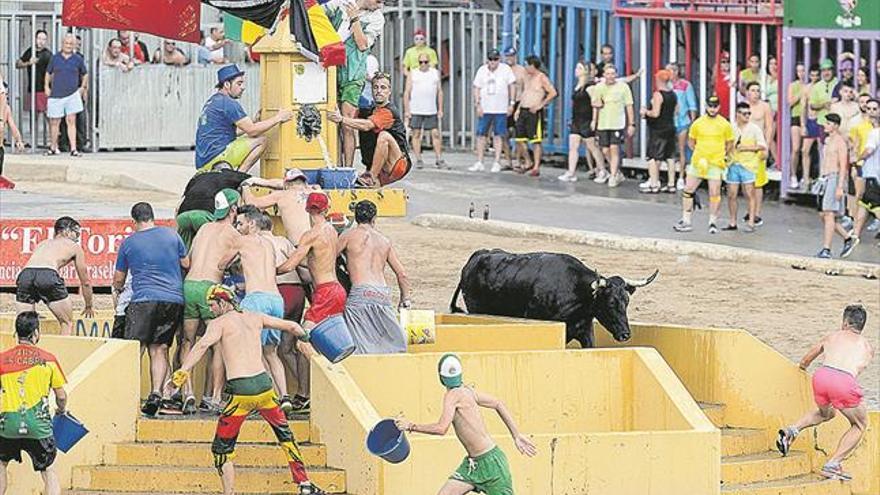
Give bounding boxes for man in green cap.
[395,354,537,495]
[808,59,839,128]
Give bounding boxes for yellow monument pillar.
[252,15,406,217]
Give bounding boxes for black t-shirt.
[19,47,52,92]
[646,90,677,133]
[572,84,593,125]
[178,170,250,214]
[357,103,409,167]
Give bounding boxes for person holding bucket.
[394,354,537,495]
[168,285,324,495]
[0,312,68,495]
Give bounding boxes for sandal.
[355,173,377,188]
[70,150,82,157]
[44,148,59,156]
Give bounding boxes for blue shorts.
[725,163,756,184]
[477,114,507,137]
[675,122,690,135]
[241,291,284,346]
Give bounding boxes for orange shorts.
[378,155,411,186]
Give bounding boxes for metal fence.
[378,6,503,150]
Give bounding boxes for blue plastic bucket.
[302,169,321,185]
[310,314,355,363]
[319,168,357,189]
[366,419,410,464]
[52,412,89,453]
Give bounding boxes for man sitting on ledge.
[195,64,293,173]
[328,73,411,188]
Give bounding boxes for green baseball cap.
[213,188,241,220]
[819,58,834,70]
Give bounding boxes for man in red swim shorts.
[776,305,875,481]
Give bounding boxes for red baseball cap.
[414,28,426,37]
[305,192,330,213]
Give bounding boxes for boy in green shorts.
[395,354,537,494]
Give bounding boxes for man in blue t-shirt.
[45,33,87,157]
[113,202,190,417]
[195,64,294,172]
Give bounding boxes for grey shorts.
[410,114,438,130]
[819,173,846,215]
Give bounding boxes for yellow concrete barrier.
[0,310,116,338]
[412,316,566,354]
[1,334,140,495]
[597,323,880,495]
[311,349,719,495]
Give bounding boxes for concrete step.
[699,401,727,427]
[71,465,345,493]
[722,474,852,495]
[722,428,767,457]
[137,418,310,443]
[106,441,327,468]
[722,451,811,485]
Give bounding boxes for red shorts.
[378,155,411,186]
[277,284,306,323]
[812,366,863,409]
[25,92,48,113]
[304,281,346,324]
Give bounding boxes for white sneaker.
[468,161,485,172]
[638,179,653,190]
[788,177,799,190]
[676,178,685,191]
[490,162,502,173]
[593,169,610,184]
[557,173,577,182]
[608,173,625,188]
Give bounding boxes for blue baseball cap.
[216,64,245,88]
[503,47,517,57]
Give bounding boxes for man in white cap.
[396,354,537,495]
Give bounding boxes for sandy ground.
[2,182,878,406]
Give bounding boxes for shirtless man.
[395,354,537,495]
[338,200,410,354]
[776,305,874,481]
[503,47,527,169]
[815,114,857,258]
[218,205,293,412]
[244,169,317,413]
[514,56,557,176]
[168,285,323,495]
[746,81,773,225]
[278,192,346,332]
[178,188,241,413]
[15,216,93,335]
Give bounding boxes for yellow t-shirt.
[733,122,767,172]
[593,81,634,130]
[0,345,66,439]
[402,46,439,71]
[849,116,873,160]
[689,115,734,169]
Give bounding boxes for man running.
[776,305,874,481]
[179,188,242,413]
[328,73,411,188]
[395,354,537,495]
[338,200,410,354]
[674,95,734,234]
[514,56,557,176]
[278,193,346,332]
[219,205,293,412]
[15,216,93,336]
[815,114,857,259]
[169,285,322,495]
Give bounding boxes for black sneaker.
[141,393,162,418]
[743,214,764,226]
[840,236,860,258]
[816,248,832,259]
[775,427,796,456]
[299,482,327,495]
[292,394,311,414]
[721,224,738,231]
[708,223,719,234]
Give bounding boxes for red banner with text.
[0,219,174,288]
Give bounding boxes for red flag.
[62,0,201,43]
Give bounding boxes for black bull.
[449,249,659,348]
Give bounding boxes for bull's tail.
[449,281,465,314]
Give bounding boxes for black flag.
[201,0,286,28]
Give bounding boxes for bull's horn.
[623,269,659,288]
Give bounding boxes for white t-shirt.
[360,54,380,102]
[204,37,224,63]
[409,67,440,115]
[862,128,880,180]
[473,63,515,115]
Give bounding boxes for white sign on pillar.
[292,62,328,104]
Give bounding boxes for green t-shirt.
[790,81,803,119]
[593,81,633,130]
[809,77,838,125]
[402,46,439,71]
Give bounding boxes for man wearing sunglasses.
[724,102,766,233]
[673,95,734,234]
[403,53,445,168]
[15,216,94,336]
